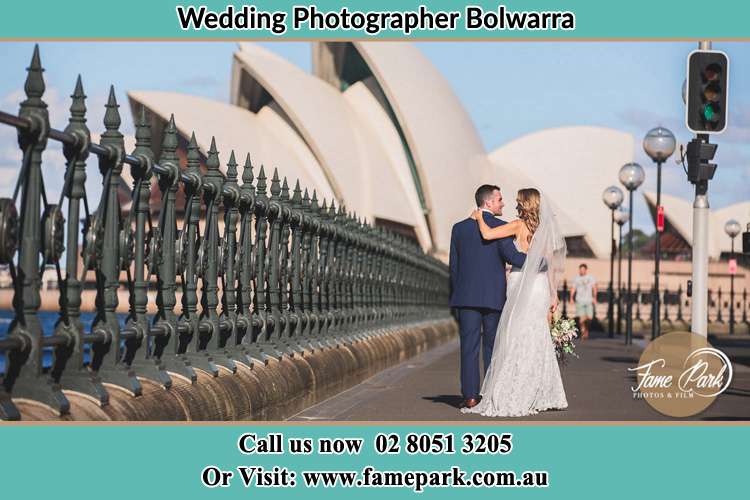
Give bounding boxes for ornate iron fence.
[0,46,449,420]
[559,280,750,336]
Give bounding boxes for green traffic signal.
[703,104,718,122]
[686,50,729,134]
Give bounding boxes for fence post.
[326,200,341,340]
[279,177,303,356]
[317,199,331,341]
[89,87,143,396]
[265,169,283,352]
[616,285,624,336]
[299,189,314,345]
[177,132,207,377]
[344,212,357,335]
[221,152,241,355]
[127,106,173,386]
[2,46,64,419]
[635,284,642,321]
[278,177,298,353]
[203,140,237,370]
[361,219,375,334]
[55,76,107,404]
[253,166,282,359]
[287,180,304,348]
[309,192,325,345]
[236,154,262,364]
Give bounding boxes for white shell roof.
[232,43,432,251]
[490,126,635,258]
[645,191,750,258]
[314,42,491,258]
[713,203,750,255]
[233,43,358,202]
[342,78,431,249]
[479,156,585,240]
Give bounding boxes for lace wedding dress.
[462,197,568,417]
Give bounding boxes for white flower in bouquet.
[549,314,579,362]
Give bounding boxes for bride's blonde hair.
[517,188,541,242]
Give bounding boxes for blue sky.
[0,41,748,230]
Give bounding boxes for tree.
[621,229,653,254]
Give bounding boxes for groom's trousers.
[457,307,501,400]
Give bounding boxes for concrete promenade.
[291,331,750,421]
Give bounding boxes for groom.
[449,185,526,409]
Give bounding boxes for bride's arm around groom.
[470,211,525,245]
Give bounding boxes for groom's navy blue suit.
[449,212,526,400]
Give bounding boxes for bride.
[461,188,568,417]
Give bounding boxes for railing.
[558,280,750,334]
[0,46,450,420]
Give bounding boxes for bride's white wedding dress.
[462,197,568,417]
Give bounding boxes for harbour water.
[0,311,134,373]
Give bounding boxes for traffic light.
[685,139,717,184]
[685,50,729,134]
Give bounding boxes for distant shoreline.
[0,289,164,314]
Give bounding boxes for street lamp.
[643,126,676,340]
[619,162,645,345]
[614,206,629,336]
[602,186,624,338]
[725,219,742,335]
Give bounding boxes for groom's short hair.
[475,184,500,207]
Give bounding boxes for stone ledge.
[13,318,458,421]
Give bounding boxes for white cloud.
[0,167,18,198]
[0,87,137,206]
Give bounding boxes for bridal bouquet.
[550,316,579,363]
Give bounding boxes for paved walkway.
[290,332,750,421]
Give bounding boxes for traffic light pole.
[617,222,624,336]
[690,159,710,338]
[729,238,735,336]
[608,208,615,338]
[688,40,716,339]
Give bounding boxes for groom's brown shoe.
[462,398,480,409]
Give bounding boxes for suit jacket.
[449,212,527,311]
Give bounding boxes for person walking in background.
[570,263,597,339]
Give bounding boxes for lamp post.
[614,206,629,336]
[602,186,624,338]
[619,162,645,345]
[725,219,741,335]
[643,127,676,340]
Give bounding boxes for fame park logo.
[628,331,733,417]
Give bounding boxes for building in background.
[644,192,750,264]
[128,41,637,262]
[488,126,634,258]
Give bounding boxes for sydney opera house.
[126,41,748,296]
[127,41,637,263]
